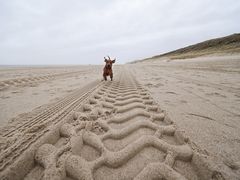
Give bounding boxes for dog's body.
[103,56,116,81]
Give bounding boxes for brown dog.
[103,56,116,81]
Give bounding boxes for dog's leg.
[103,75,107,81]
[110,74,113,81]
[103,71,107,81]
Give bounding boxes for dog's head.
[104,56,116,69]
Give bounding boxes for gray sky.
[0,0,240,65]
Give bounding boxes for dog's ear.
[112,59,116,63]
[104,57,107,62]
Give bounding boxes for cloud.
[0,0,240,64]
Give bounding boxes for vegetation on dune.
[131,33,240,63]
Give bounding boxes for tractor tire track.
[0,69,94,91]
[0,68,236,179]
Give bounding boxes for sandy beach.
[1,0,240,179]
[130,55,240,177]
[0,56,240,179]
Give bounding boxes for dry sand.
[0,57,239,179]
[0,65,103,126]
[129,55,240,177]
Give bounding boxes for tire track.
[1,69,236,179]
[0,69,94,91]
[0,80,102,173]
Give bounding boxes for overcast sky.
[0,0,240,65]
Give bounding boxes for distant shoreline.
[0,64,97,68]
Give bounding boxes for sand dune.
[0,59,239,179]
[132,33,240,63]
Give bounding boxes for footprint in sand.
[165,91,178,95]
[205,92,226,98]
